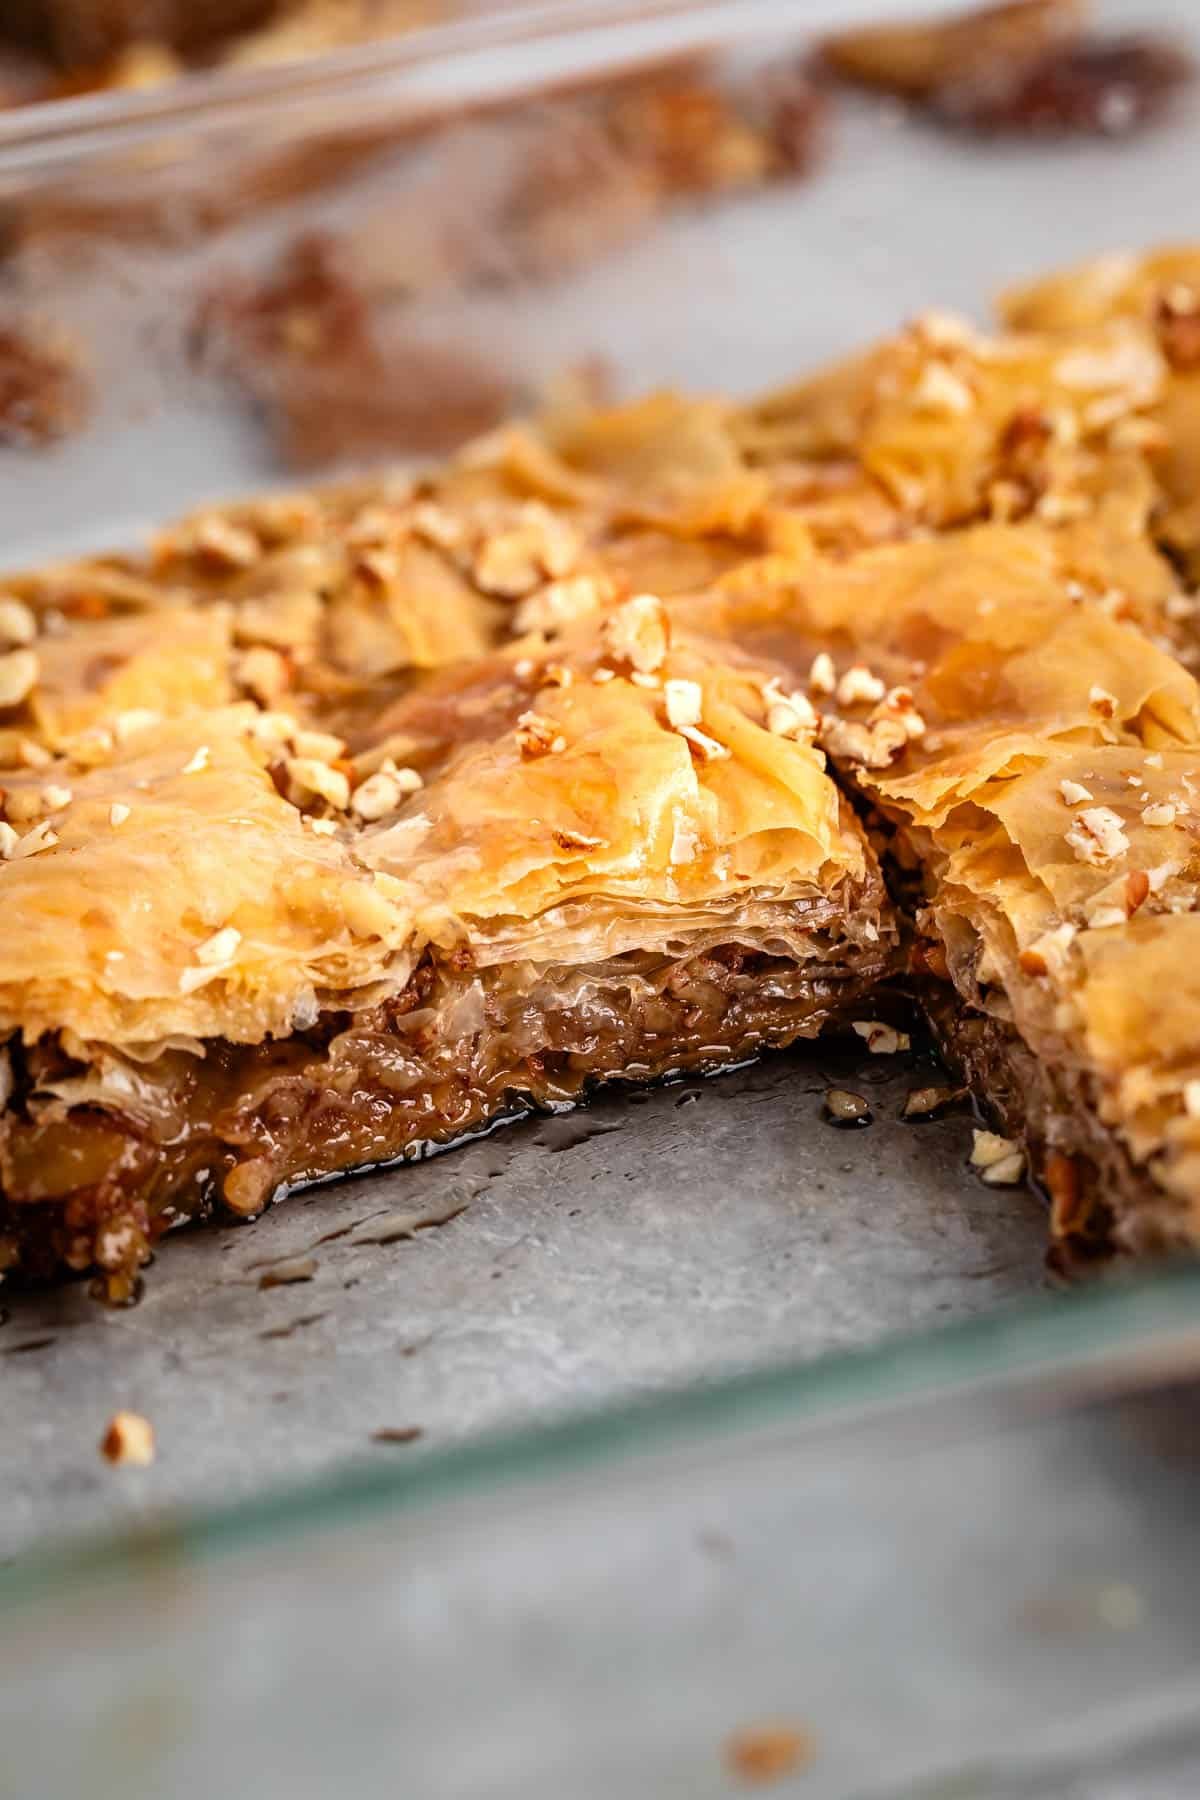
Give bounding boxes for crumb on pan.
[100,1410,156,1467]
[724,1722,816,1785]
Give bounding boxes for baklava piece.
[685,527,1200,1252]
[0,595,895,1295]
[6,256,1200,1289]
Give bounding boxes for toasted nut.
[195,926,241,967]
[669,814,700,866]
[823,1087,871,1125]
[724,1724,815,1785]
[181,745,210,776]
[851,1020,910,1055]
[474,531,542,598]
[109,803,131,827]
[100,1410,156,1467]
[3,787,45,824]
[981,1153,1026,1186]
[410,500,464,550]
[474,504,580,598]
[1018,922,1077,979]
[970,1129,1017,1168]
[823,715,908,769]
[350,763,423,821]
[0,821,18,859]
[1142,801,1177,827]
[836,664,886,707]
[11,820,57,859]
[664,678,704,729]
[291,729,345,762]
[901,1084,962,1120]
[190,515,259,567]
[1059,778,1093,806]
[515,711,567,758]
[763,677,818,739]
[602,594,668,675]
[912,360,973,415]
[870,685,926,741]
[235,645,289,705]
[514,575,607,636]
[0,648,38,709]
[913,309,975,350]
[678,724,730,763]
[1065,806,1129,866]
[1147,862,1181,893]
[970,1130,1026,1186]
[1124,870,1150,915]
[808,651,836,694]
[286,757,350,811]
[0,597,36,647]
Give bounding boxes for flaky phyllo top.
[6,243,1200,1233]
[0,601,875,1051]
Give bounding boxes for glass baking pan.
[4,4,1200,1781]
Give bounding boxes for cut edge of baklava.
[0,600,897,1296]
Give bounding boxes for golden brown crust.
[7,254,1200,1284]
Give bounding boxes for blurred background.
[1,0,1196,557]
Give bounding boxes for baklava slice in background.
[1001,242,1200,591]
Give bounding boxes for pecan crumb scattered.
[724,1723,815,1786]
[515,711,567,758]
[852,1019,911,1055]
[602,593,668,674]
[808,651,836,695]
[1059,777,1093,806]
[902,1084,963,1120]
[970,1129,1027,1186]
[100,1410,155,1467]
[1065,806,1129,867]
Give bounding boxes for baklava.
[5,251,1200,1290]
